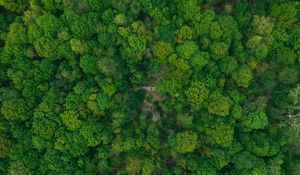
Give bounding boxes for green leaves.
[176,41,199,59]
[210,42,229,60]
[246,35,269,59]
[0,0,299,174]
[97,145,111,159]
[176,25,193,42]
[185,81,209,107]
[112,136,135,154]
[35,14,64,38]
[190,51,209,71]
[125,157,155,175]
[33,37,59,59]
[152,41,174,61]
[80,119,111,147]
[206,121,234,147]
[0,0,28,13]
[128,35,146,54]
[33,118,57,140]
[34,59,56,81]
[232,65,253,88]
[0,133,11,158]
[176,0,201,21]
[7,161,32,175]
[60,110,82,131]
[210,22,223,40]
[271,3,298,28]
[251,16,274,35]
[275,46,296,66]
[55,130,89,157]
[220,56,237,75]
[96,92,111,111]
[232,151,258,170]
[174,131,198,153]
[1,99,31,121]
[7,23,27,44]
[79,55,97,74]
[208,91,231,117]
[70,39,86,54]
[240,109,268,132]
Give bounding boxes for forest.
[0,0,300,174]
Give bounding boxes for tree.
[185,81,209,108]
[271,3,298,28]
[152,41,174,61]
[210,21,223,40]
[32,117,57,140]
[1,99,31,121]
[246,35,269,59]
[206,121,234,147]
[70,38,86,54]
[286,84,300,135]
[259,70,277,90]
[33,37,59,59]
[54,129,89,157]
[240,109,268,132]
[143,125,160,154]
[112,136,136,154]
[128,34,146,54]
[28,14,64,59]
[232,151,258,170]
[114,13,127,25]
[208,91,231,117]
[125,157,155,175]
[242,132,278,157]
[279,67,298,85]
[60,110,82,131]
[232,65,253,88]
[7,161,32,175]
[176,41,199,59]
[220,56,238,75]
[0,0,28,13]
[210,42,229,60]
[211,149,230,169]
[7,22,27,44]
[195,11,216,45]
[96,92,111,111]
[174,131,198,153]
[33,59,56,82]
[275,46,296,66]
[190,52,209,71]
[0,133,11,158]
[38,149,76,174]
[251,15,274,35]
[156,79,181,97]
[194,158,217,175]
[125,157,142,175]
[97,58,120,78]
[176,114,193,129]
[61,9,93,39]
[176,25,193,42]
[176,0,201,22]
[0,0,299,174]
[79,55,97,74]
[97,145,111,160]
[79,119,111,147]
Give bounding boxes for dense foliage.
[0,0,300,174]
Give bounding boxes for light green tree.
[232,65,253,88]
[208,91,231,117]
[60,110,82,131]
[185,81,209,107]
[175,131,198,153]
